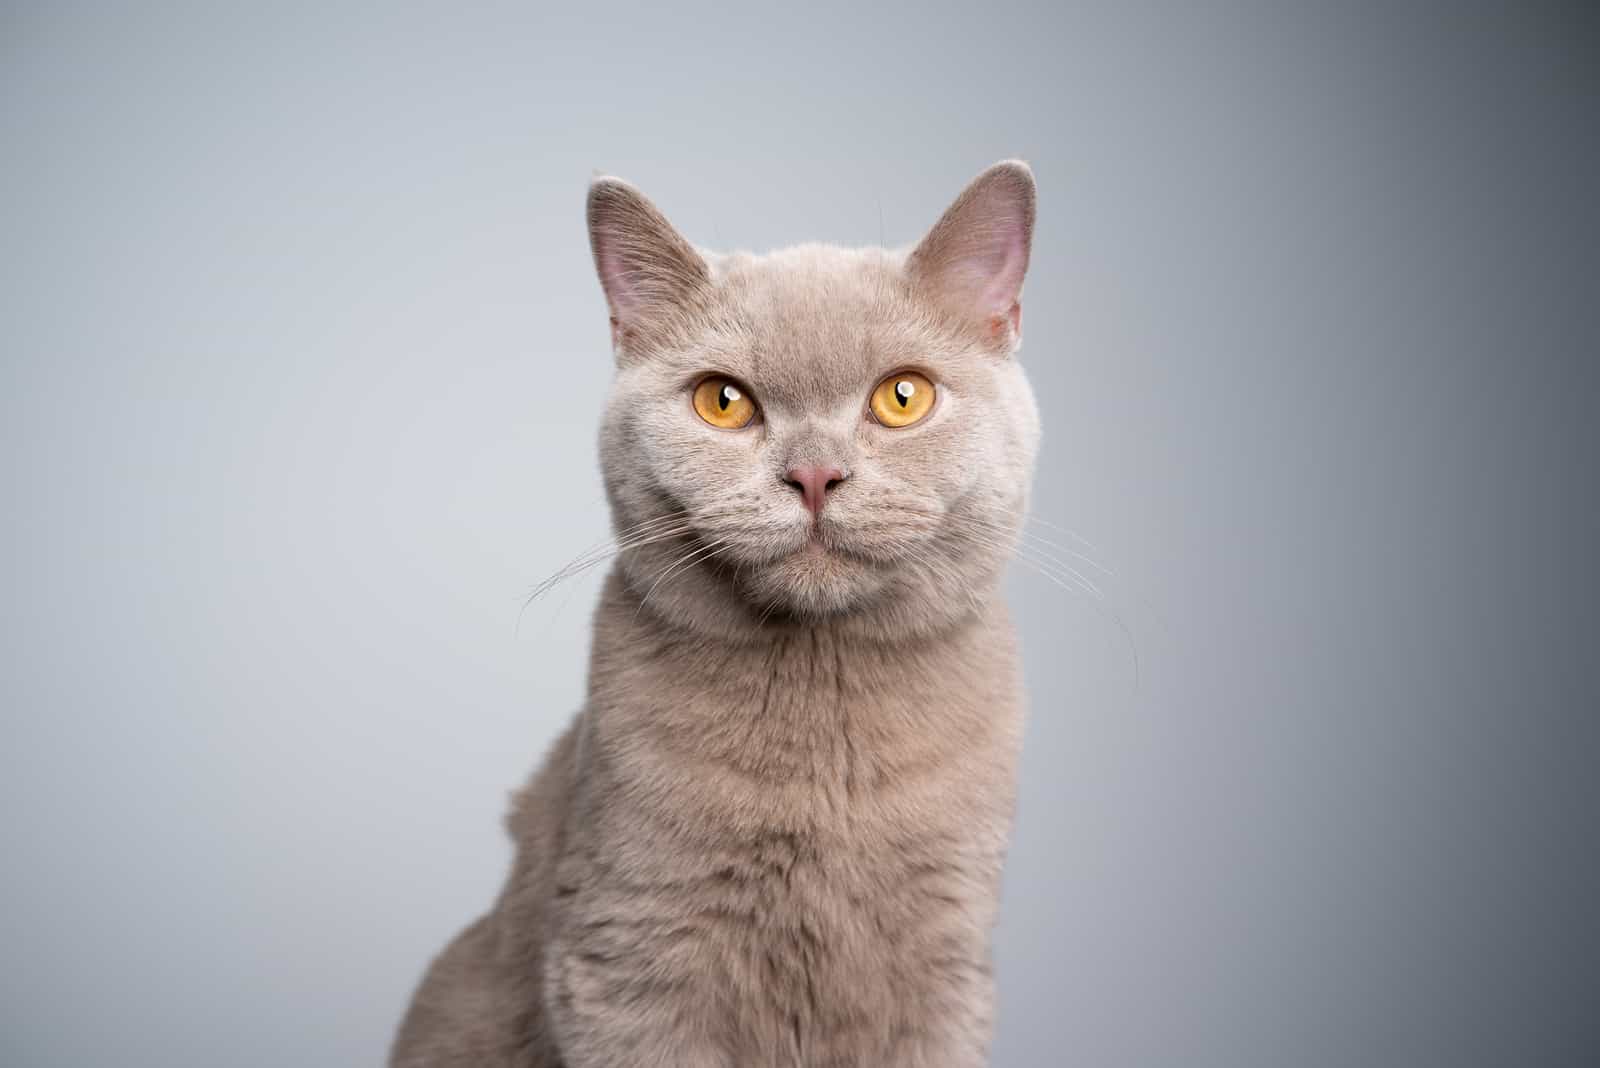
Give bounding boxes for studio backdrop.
[3,4,1596,1066]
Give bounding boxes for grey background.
[3,2,1596,1065]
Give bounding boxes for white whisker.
[636,537,733,615]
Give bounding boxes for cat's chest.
[580,617,1022,914]
[553,624,1018,1059]
[730,825,996,1036]
[554,815,998,1061]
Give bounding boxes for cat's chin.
[741,538,892,619]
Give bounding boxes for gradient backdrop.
[3,3,1597,1065]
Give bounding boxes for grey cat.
[392,160,1041,1067]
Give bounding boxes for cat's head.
[587,162,1040,640]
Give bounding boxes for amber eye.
[692,376,758,429]
[869,371,937,428]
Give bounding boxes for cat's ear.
[907,160,1036,351]
[587,176,710,352]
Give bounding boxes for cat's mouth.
[627,494,922,616]
[795,531,870,568]
[807,516,913,566]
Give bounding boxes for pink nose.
[784,465,848,517]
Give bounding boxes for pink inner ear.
[975,231,1028,317]
[941,233,1025,318]
[986,302,1023,343]
[596,243,640,318]
[918,175,1033,321]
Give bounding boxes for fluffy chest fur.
[541,573,1023,1066]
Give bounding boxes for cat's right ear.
[587,177,710,353]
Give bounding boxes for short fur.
[393,161,1042,1067]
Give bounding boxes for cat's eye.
[868,371,937,428]
[692,376,758,429]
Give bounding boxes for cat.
[391,160,1041,1067]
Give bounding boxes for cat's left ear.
[907,160,1036,353]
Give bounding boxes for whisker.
[942,517,1106,600]
[955,507,1115,579]
[519,505,770,632]
[1014,529,1114,578]
[516,520,701,634]
[1021,514,1100,552]
[528,522,693,599]
[636,537,734,615]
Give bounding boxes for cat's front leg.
[889,1016,993,1068]
[882,959,997,1068]
[543,928,738,1068]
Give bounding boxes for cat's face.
[589,163,1040,638]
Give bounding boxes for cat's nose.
[783,465,849,518]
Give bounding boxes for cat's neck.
[582,567,1021,808]
[600,560,1001,654]
[604,537,1006,649]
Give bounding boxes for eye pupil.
[895,380,914,407]
[719,385,740,411]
